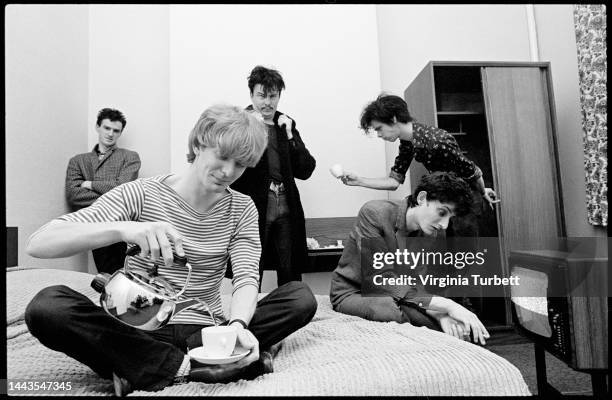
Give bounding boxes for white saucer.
[188,346,250,365]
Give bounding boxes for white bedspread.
[6,267,530,396]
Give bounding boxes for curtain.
[573,4,607,226]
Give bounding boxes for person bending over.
[25,104,317,396]
[342,94,499,209]
[330,171,489,344]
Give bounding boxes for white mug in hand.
[330,163,344,178]
[201,325,237,358]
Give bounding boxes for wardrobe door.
[481,66,564,266]
[404,63,436,190]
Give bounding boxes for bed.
[7,267,530,396]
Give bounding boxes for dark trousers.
[330,273,441,331]
[261,190,301,286]
[25,281,317,391]
[92,241,127,274]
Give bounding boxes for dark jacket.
[330,198,434,310]
[231,108,316,273]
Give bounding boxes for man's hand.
[446,302,490,345]
[340,171,361,186]
[189,327,259,383]
[248,109,265,123]
[277,114,293,139]
[80,181,92,190]
[118,221,185,266]
[233,327,260,367]
[483,188,500,209]
[438,314,469,341]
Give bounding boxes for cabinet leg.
[590,371,608,399]
[534,344,548,396]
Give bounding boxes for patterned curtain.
[573,4,607,226]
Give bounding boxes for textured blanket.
[7,267,530,396]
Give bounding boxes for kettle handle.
[126,245,188,265]
[124,245,193,298]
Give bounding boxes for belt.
[269,181,286,194]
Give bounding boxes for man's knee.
[25,285,73,335]
[281,281,318,324]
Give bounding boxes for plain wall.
[375,4,532,201]
[169,4,388,218]
[533,4,606,237]
[89,5,170,180]
[6,5,90,270]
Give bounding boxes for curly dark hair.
[359,94,413,131]
[408,172,473,217]
[247,65,285,95]
[96,108,127,131]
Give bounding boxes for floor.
[488,337,596,396]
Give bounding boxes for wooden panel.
[482,67,564,271]
[7,226,18,267]
[404,62,436,191]
[568,259,608,370]
[305,217,356,250]
[304,217,356,273]
[430,61,551,68]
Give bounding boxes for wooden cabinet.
[404,62,566,325]
[304,217,356,273]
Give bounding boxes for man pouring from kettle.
[24,104,317,395]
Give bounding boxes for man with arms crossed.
[65,108,141,273]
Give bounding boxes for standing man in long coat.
[231,65,316,288]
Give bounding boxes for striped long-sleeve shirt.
[57,174,261,325]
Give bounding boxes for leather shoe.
[113,373,133,397]
[189,352,274,384]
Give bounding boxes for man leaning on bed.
[330,171,490,345]
[24,104,317,396]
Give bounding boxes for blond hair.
[186,104,268,167]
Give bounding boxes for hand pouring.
[91,245,216,330]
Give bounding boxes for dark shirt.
[390,122,482,184]
[266,124,283,183]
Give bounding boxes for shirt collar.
[410,122,425,141]
[93,144,116,156]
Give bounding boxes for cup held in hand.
[330,163,344,178]
[201,325,237,358]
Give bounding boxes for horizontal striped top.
[57,174,261,325]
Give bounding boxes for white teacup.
[201,325,237,358]
[330,163,344,178]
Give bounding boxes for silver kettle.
[91,245,216,330]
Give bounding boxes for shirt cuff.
[464,166,483,182]
[400,293,432,309]
[389,170,405,184]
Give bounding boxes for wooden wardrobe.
[404,62,566,326]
